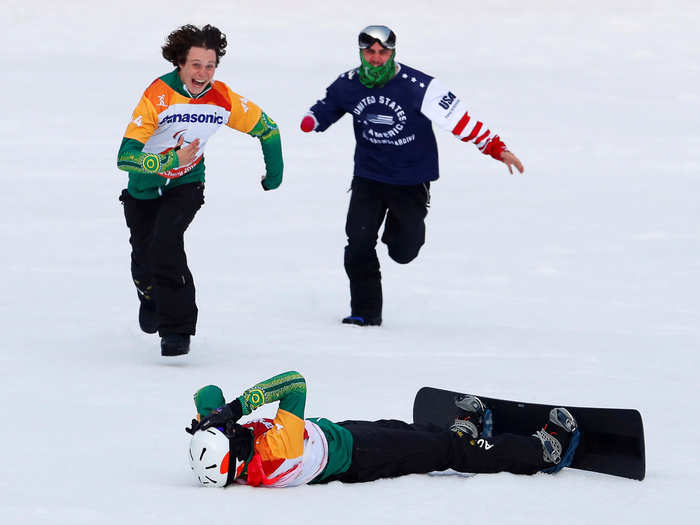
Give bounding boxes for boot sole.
[161,346,190,357]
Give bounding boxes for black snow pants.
[344,177,430,319]
[119,182,204,336]
[332,419,545,483]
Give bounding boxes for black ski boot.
[450,394,492,439]
[342,315,382,326]
[533,407,580,473]
[161,334,190,356]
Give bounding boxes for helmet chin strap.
[225,424,254,484]
[226,455,245,484]
[234,457,246,478]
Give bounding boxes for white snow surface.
[2,1,699,523]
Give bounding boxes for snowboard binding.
[534,407,581,473]
[450,394,493,439]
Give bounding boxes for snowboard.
[413,386,645,480]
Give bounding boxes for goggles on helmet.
[358,25,396,50]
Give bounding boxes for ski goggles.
[358,25,396,49]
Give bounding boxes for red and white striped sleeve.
[420,78,507,160]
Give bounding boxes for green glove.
[193,385,226,418]
[261,171,282,191]
[249,112,283,191]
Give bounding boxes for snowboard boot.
[160,334,190,356]
[533,407,581,473]
[450,395,492,439]
[342,315,382,326]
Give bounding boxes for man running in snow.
[301,25,524,326]
[117,24,283,356]
[186,371,578,487]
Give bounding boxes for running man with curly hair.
[117,24,284,357]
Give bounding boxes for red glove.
[300,115,316,133]
[484,136,506,160]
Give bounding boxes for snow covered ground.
[2,1,698,523]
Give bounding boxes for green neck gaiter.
[358,50,396,88]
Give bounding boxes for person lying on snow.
[185,371,579,487]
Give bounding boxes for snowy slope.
[1,1,698,523]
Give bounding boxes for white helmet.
[188,427,244,487]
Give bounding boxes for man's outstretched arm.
[420,78,524,174]
[300,78,348,133]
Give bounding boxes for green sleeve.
[116,137,179,175]
[237,371,306,420]
[248,112,283,189]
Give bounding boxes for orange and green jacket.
[117,69,282,199]
[194,371,354,486]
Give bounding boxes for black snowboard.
[413,386,645,480]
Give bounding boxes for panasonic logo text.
[159,113,224,125]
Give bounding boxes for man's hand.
[199,399,243,431]
[501,150,524,174]
[175,136,200,166]
[185,418,201,435]
[300,114,317,133]
[261,173,282,191]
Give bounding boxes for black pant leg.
[449,433,546,475]
[335,420,545,483]
[149,183,204,336]
[382,182,430,264]
[120,189,159,311]
[344,178,387,319]
[335,420,454,482]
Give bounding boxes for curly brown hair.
[162,24,227,67]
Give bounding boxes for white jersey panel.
[141,103,232,162]
[420,78,501,153]
[420,78,465,132]
[266,420,330,488]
